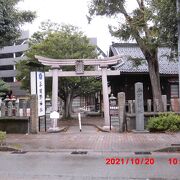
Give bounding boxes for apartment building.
[0,31,29,98]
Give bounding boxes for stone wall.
[0,117,29,133]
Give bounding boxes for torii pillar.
[51,66,59,112]
[101,66,110,126]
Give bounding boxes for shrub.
[0,131,6,145]
[147,113,180,132]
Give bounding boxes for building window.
[2,77,14,82]
[15,51,24,57]
[170,84,179,98]
[0,65,14,70]
[0,53,13,59]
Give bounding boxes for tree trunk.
[63,93,73,119]
[147,57,164,112]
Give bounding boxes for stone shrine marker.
[118,92,125,132]
[135,82,145,131]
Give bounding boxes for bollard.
[78,112,82,132]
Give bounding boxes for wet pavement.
[2,117,180,180]
[0,151,180,179]
[6,124,180,152]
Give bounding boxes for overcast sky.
[18,0,137,54]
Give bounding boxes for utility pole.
[177,0,180,97]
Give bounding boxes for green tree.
[0,79,10,97]
[0,0,36,46]
[150,0,177,49]
[88,0,177,111]
[16,22,101,118]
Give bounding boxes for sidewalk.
[6,117,180,152]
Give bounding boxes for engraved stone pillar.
[162,95,167,112]
[132,100,135,113]
[128,100,133,114]
[1,102,5,117]
[118,92,126,132]
[22,100,27,116]
[7,101,13,117]
[154,99,160,112]
[30,95,38,133]
[135,82,145,131]
[147,99,152,112]
[15,100,20,116]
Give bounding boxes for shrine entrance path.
[66,125,98,133]
[59,116,104,126]
[39,115,105,132]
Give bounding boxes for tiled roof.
[9,82,28,97]
[109,43,178,74]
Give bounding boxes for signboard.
[109,106,119,130]
[109,106,119,116]
[75,60,84,74]
[36,72,45,116]
[31,71,45,117]
[30,72,37,95]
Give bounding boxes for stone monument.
[118,92,126,132]
[133,82,148,132]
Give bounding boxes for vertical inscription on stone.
[1,102,5,117]
[7,101,13,117]
[135,82,144,131]
[162,95,167,112]
[118,92,125,132]
[15,100,20,116]
[147,99,152,112]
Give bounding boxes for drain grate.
[171,144,180,146]
[71,151,88,155]
[11,151,27,154]
[135,152,151,155]
[155,146,180,152]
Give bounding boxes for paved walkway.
[6,121,180,152]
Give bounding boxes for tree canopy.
[89,0,176,48]
[149,0,177,48]
[88,0,177,111]
[16,22,102,118]
[0,0,36,46]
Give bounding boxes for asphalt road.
[0,151,179,180]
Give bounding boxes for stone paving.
[5,116,180,152]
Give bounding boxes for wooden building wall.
[108,73,178,103]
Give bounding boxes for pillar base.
[47,127,61,133]
[102,125,115,131]
[132,130,149,133]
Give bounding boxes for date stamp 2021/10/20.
[105,158,180,166]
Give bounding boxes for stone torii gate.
[35,55,123,130]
